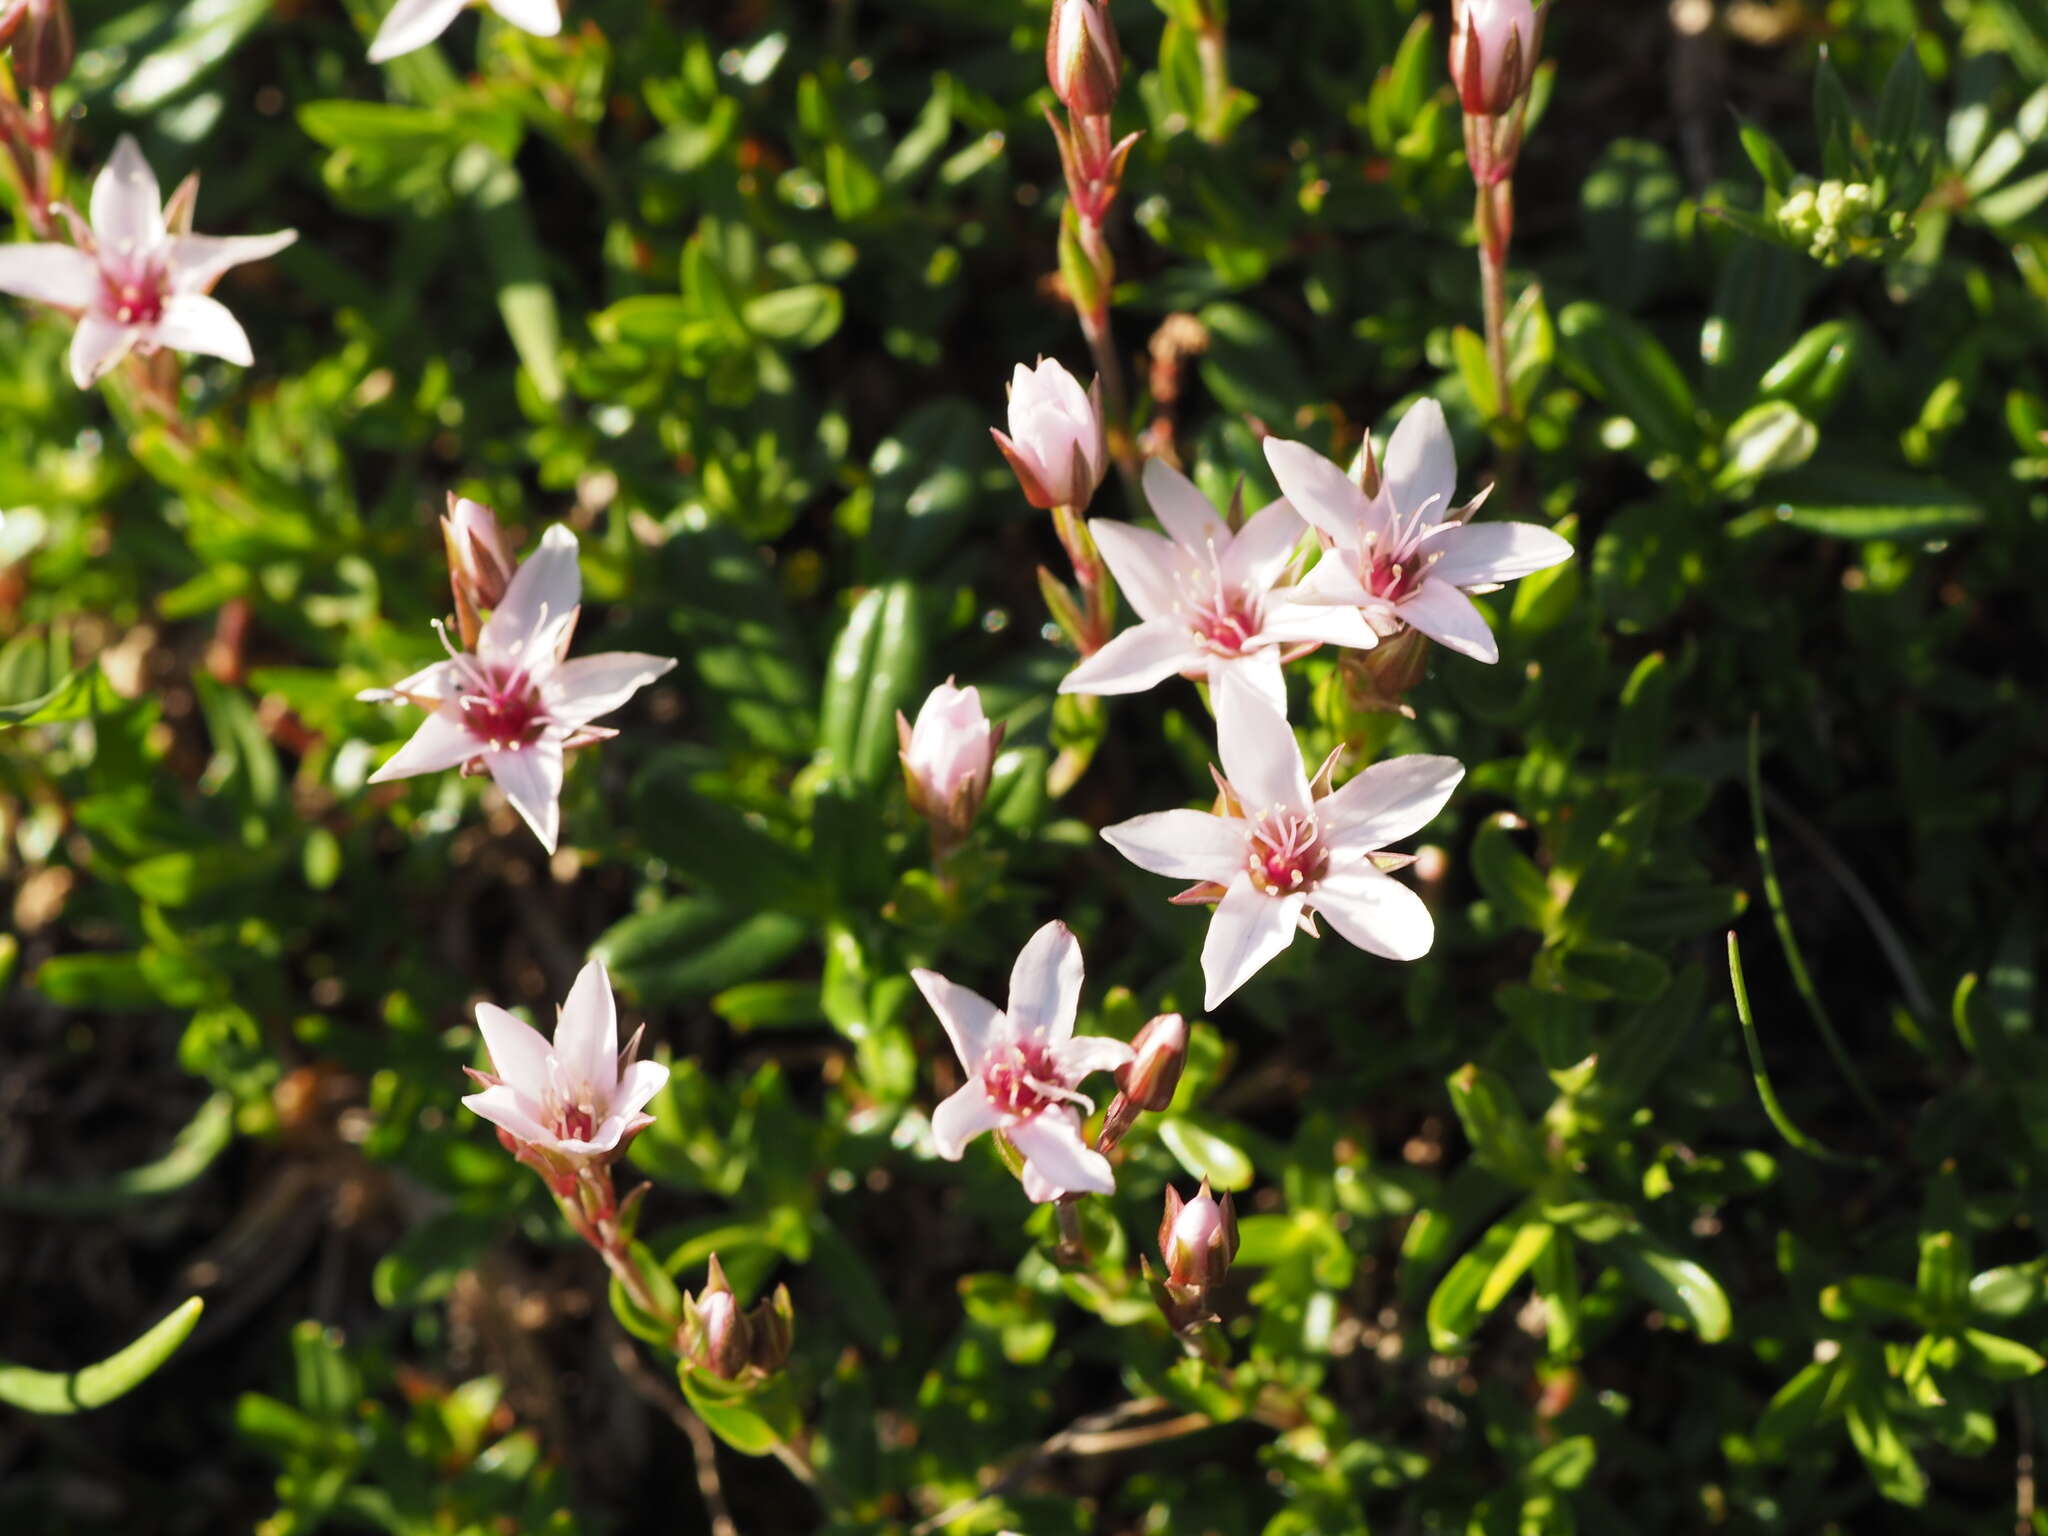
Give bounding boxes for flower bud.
[897,679,1003,852]
[441,495,517,644]
[747,1284,795,1374]
[1116,1013,1188,1113]
[0,1,26,48]
[14,0,75,92]
[992,359,1109,513]
[1160,1181,1238,1295]
[1046,0,1122,119]
[1450,0,1540,118]
[685,1256,753,1380]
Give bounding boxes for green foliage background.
[5,0,2048,1531]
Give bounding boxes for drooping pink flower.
[1101,672,1463,1008]
[914,921,1136,1203]
[368,0,561,63]
[358,523,676,853]
[462,958,669,1165]
[1264,399,1573,667]
[0,136,295,389]
[898,679,1003,848]
[1450,0,1542,117]
[992,359,1109,512]
[1060,459,1382,710]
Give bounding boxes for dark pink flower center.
[103,268,166,327]
[1189,584,1263,657]
[982,1040,1066,1119]
[459,664,548,749]
[1363,549,1428,605]
[1247,808,1328,895]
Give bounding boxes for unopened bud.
[1160,1180,1238,1296]
[747,1284,795,1374]
[0,1,26,49]
[685,1256,752,1380]
[1450,0,1541,118]
[14,0,76,92]
[1341,626,1430,716]
[442,494,516,614]
[1117,1013,1188,1113]
[898,679,1003,854]
[1046,0,1122,119]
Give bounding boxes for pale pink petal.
[930,1083,1006,1159]
[1009,1112,1116,1200]
[1255,599,1384,652]
[368,706,482,782]
[486,0,562,34]
[1089,519,1183,624]
[1007,920,1083,1042]
[1059,620,1201,697]
[0,244,101,309]
[1320,755,1465,857]
[90,138,166,262]
[911,969,1004,1071]
[473,1002,553,1094]
[462,1082,552,1145]
[605,1059,670,1127]
[357,658,458,704]
[1263,437,1371,547]
[1100,808,1245,882]
[554,958,619,1098]
[1399,577,1499,663]
[148,293,253,367]
[1311,866,1436,961]
[163,231,298,295]
[482,523,581,664]
[368,0,471,60]
[1210,647,1288,714]
[1220,499,1307,591]
[1201,875,1304,1009]
[543,651,677,728]
[1382,398,1458,528]
[69,315,139,388]
[1214,670,1312,812]
[1052,1035,1136,1080]
[1142,458,1230,551]
[484,738,564,852]
[1420,520,1574,588]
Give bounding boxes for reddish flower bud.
[686,1256,753,1380]
[993,358,1109,513]
[442,495,516,618]
[1116,1013,1188,1113]
[898,679,1004,853]
[747,1284,796,1374]
[14,0,75,92]
[1450,0,1541,118]
[1159,1180,1238,1296]
[1046,0,1123,119]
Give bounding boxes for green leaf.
[1426,1201,1542,1351]
[1580,140,1682,310]
[0,665,122,726]
[1471,815,1553,934]
[1156,1115,1255,1192]
[817,582,925,790]
[0,1298,204,1415]
[1606,1234,1732,1342]
[1557,302,1703,460]
[1736,469,1983,541]
[451,145,565,404]
[1716,402,1819,492]
[742,285,844,348]
[372,1212,502,1309]
[0,1093,233,1214]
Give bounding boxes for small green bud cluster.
[1776,178,1912,266]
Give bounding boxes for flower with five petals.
[914,922,1136,1202]
[0,136,295,389]
[357,523,676,853]
[1264,399,1572,666]
[1060,459,1384,710]
[1101,672,1463,1008]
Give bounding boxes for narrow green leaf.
[0,1298,204,1415]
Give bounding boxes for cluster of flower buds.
[1775,178,1909,267]
[1097,1012,1188,1151]
[898,679,1003,862]
[1147,1181,1239,1334]
[681,1256,796,1381]
[992,358,1115,654]
[1043,0,1140,361]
